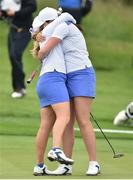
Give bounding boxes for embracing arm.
[38,37,61,60]
[38,22,69,60]
[42,12,76,37]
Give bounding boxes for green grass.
[0,0,133,136]
[0,135,133,179]
[0,0,133,179]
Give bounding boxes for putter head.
[113,153,124,158]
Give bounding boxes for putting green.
[0,135,132,179]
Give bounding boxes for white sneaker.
[51,164,72,175]
[113,110,128,125]
[11,89,26,99]
[86,161,100,176]
[33,164,53,176]
[126,102,133,119]
[47,148,74,165]
[11,91,24,98]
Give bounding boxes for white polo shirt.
[39,37,66,76]
[51,22,92,73]
[40,13,76,76]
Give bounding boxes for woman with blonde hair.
[31,8,75,176]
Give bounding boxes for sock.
[37,163,44,168]
[52,147,61,151]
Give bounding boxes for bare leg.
[36,106,55,164]
[74,97,96,161]
[51,101,70,148]
[63,100,75,158]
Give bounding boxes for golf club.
[90,113,124,158]
[1,16,23,32]
[27,63,42,84]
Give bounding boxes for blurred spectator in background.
[58,0,93,30]
[0,0,37,98]
[114,101,133,126]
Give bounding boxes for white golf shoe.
[86,161,100,176]
[113,110,128,125]
[33,164,53,176]
[50,164,72,175]
[11,89,26,99]
[47,148,74,165]
[126,102,133,119]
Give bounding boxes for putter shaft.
[27,63,42,84]
[27,70,37,84]
[90,113,124,158]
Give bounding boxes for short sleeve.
[51,23,69,40]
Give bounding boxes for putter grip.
[27,71,37,84]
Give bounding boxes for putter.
[90,113,124,158]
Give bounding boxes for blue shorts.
[66,67,96,98]
[36,71,70,108]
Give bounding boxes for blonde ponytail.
[31,40,40,58]
[31,24,45,59]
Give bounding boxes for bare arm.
[38,37,61,60]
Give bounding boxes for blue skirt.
[36,71,70,108]
[66,67,96,98]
